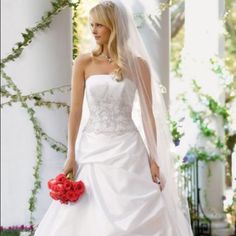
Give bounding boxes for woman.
[34,1,193,235]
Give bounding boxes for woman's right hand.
[63,157,78,178]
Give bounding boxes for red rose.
[73,181,85,190]
[63,181,73,191]
[50,184,59,192]
[48,179,57,188]
[71,194,79,202]
[60,195,68,204]
[70,192,80,202]
[50,191,60,200]
[56,183,65,192]
[75,188,84,196]
[65,190,74,199]
[48,181,52,189]
[55,173,67,183]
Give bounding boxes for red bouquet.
[47,172,85,204]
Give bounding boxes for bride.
[34,0,194,235]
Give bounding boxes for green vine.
[1,71,69,223]
[180,76,231,166]
[72,3,80,59]
[192,80,229,121]
[181,147,224,170]
[2,71,44,224]
[1,0,79,70]
[1,85,71,112]
[189,108,226,149]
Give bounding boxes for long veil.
[75,1,194,235]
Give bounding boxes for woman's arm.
[137,58,161,186]
[67,54,87,160]
[137,58,157,165]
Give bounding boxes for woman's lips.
[95,36,101,39]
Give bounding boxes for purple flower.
[183,156,188,163]
[0,224,34,231]
[183,152,196,164]
[174,139,180,146]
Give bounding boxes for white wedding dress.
[34,74,174,236]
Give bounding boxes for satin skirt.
[34,130,174,236]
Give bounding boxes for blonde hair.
[89,1,124,81]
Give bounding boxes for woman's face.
[90,18,111,45]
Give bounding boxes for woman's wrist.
[150,160,158,166]
[67,150,75,160]
[149,157,159,166]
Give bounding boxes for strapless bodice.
[82,74,138,135]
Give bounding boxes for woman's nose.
[92,26,97,34]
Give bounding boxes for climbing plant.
[174,58,234,169]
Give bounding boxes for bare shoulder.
[72,53,93,81]
[136,56,151,78]
[74,52,92,67]
[137,57,149,69]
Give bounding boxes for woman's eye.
[90,23,103,28]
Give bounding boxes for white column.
[183,0,232,235]
[1,0,72,225]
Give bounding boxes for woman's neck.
[102,44,110,57]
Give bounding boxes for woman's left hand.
[149,159,163,191]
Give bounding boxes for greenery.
[170,1,235,226]
[72,0,92,55]
[225,0,236,79]
[170,0,235,167]
[1,0,79,70]
[169,119,184,146]
[0,225,34,236]
[72,2,80,59]
[0,232,20,236]
[177,72,231,167]
[224,188,236,230]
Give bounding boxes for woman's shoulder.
[136,56,148,67]
[135,56,151,79]
[74,52,93,66]
[72,53,93,78]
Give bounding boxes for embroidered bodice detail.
[82,75,138,135]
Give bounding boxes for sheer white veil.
[75,0,194,235]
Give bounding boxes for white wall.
[1,0,72,225]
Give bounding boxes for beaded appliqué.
[83,94,138,135]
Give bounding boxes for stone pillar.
[183,0,232,235]
[1,0,72,226]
